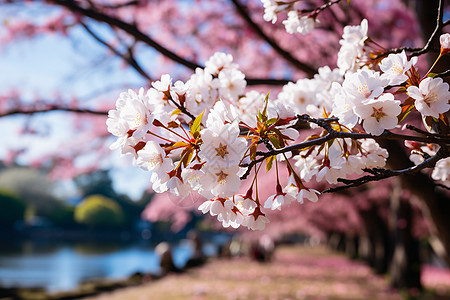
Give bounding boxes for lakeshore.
[81,245,450,300]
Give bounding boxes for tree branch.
[246,78,291,85]
[323,148,447,193]
[240,114,450,179]
[47,0,292,86]
[0,107,108,117]
[80,22,152,81]
[300,0,344,14]
[230,0,317,77]
[375,0,445,58]
[49,0,202,71]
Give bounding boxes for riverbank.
[81,245,450,300]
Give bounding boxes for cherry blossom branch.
[323,148,447,193]
[96,0,139,9]
[436,69,450,78]
[0,107,108,117]
[375,0,445,59]
[47,0,292,86]
[230,0,317,77]
[405,124,449,139]
[295,114,450,144]
[240,114,450,179]
[80,22,152,81]
[300,0,344,14]
[409,0,445,57]
[49,0,202,70]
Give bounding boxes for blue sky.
[0,5,152,200]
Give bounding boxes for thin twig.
[323,148,447,193]
[375,0,445,59]
[51,0,202,70]
[240,114,450,178]
[80,22,152,81]
[301,0,343,14]
[436,69,450,78]
[230,0,317,77]
[405,124,449,138]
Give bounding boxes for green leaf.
[171,109,181,116]
[266,155,275,172]
[166,141,189,151]
[265,117,278,127]
[180,147,194,167]
[393,87,407,94]
[268,135,280,149]
[190,110,205,134]
[258,92,270,122]
[427,73,437,78]
[250,144,257,161]
[397,97,415,123]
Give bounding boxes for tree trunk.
[380,140,450,267]
[345,235,359,259]
[389,182,422,290]
[359,207,392,274]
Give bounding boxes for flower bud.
[440,33,450,55]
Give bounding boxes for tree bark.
[389,182,422,290]
[359,207,392,274]
[380,140,450,267]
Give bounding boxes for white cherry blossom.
[205,52,238,75]
[337,19,368,72]
[200,165,243,198]
[297,188,320,203]
[217,68,246,100]
[135,141,173,172]
[342,69,388,103]
[331,82,359,128]
[185,68,219,116]
[108,88,154,140]
[379,51,417,85]
[261,0,288,24]
[278,79,317,115]
[199,122,247,168]
[152,74,172,92]
[440,33,450,54]
[407,77,450,118]
[246,212,270,231]
[198,197,229,216]
[354,93,401,136]
[432,157,450,186]
[263,183,295,210]
[283,11,315,35]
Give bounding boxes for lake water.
[0,239,219,292]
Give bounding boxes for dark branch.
[0,107,108,117]
[98,0,139,9]
[405,124,450,139]
[230,0,317,77]
[50,0,202,71]
[323,148,447,193]
[246,78,291,86]
[50,0,293,86]
[409,0,445,57]
[436,69,450,78]
[240,114,450,179]
[375,0,445,58]
[80,22,152,81]
[300,0,344,14]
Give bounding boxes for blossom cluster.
[108,17,450,230]
[261,0,317,35]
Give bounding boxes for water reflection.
[0,239,215,292]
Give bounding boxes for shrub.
[74,194,125,229]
